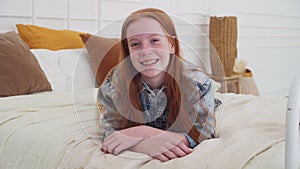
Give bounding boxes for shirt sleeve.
[97,79,123,140]
[187,73,216,147]
[184,133,197,148]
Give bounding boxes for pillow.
[31,49,95,92]
[79,33,121,86]
[31,49,67,92]
[56,49,96,90]
[16,24,84,50]
[0,31,51,97]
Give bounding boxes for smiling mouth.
[140,59,159,65]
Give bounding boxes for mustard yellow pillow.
[16,24,84,50]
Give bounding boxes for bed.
[0,24,299,169]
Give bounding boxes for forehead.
[126,17,166,38]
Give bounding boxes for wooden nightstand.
[211,74,242,94]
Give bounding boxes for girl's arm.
[101,125,162,154]
[98,79,159,155]
[130,129,192,162]
[102,125,192,162]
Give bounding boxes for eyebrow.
[127,33,163,41]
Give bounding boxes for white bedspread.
[0,89,297,169]
[0,89,99,169]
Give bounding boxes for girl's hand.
[101,125,161,154]
[101,130,143,154]
[132,131,192,162]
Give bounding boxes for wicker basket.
[209,16,237,77]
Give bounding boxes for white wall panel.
[143,0,175,14]
[180,35,210,49]
[35,0,67,18]
[0,0,299,96]
[238,14,300,29]
[175,0,211,25]
[236,0,300,17]
[238,36,300,48]
[101,1,143,21]
[0,17,32,32]
[0,0,32,16]
[69,20,99,33]
[99,20,123,37]
[35,18,68,29]
[69,0,98,19]
[239,27,300,37]
[239,46,300,96]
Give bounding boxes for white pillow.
[31,49,67,91]
[57,49,96,90]
[31,49,96,92]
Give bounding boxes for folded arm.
[101,125,192,162]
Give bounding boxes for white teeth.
[141,59,157,65]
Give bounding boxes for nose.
[141,40,151,50]
[139,41,152,56]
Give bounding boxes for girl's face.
[126,17,173,81]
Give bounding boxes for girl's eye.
[130,42,140,47]
[151,39,160,43]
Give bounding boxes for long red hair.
[111,8,212,144]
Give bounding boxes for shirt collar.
[140,79,166,95]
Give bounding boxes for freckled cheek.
[129,52,140,61]
[154,43,172,52]
[129,48,141,56]
[130,55,140,68]
[154,49,171,57]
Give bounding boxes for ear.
[170,44,174,54]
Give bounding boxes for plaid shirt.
[98,61,217,148]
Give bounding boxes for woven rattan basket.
[209,16,237,77]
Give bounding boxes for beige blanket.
[57,93,290,169]
[0,89,98,169]
[1,89,297,169]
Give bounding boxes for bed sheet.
[59,92,290,169]
[0,89,99,169]
[0,89,297,169]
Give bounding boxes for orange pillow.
[79,34,121,86]
[16,24,84,50]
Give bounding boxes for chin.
[141,69,162,78]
